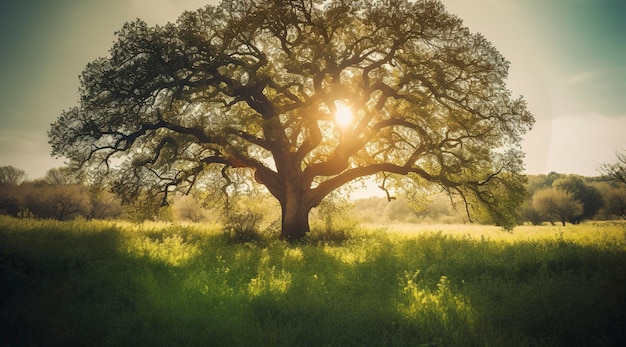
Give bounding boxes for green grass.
[1,216,625,346]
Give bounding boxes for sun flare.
[334,102,354,128]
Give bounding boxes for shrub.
[223,211,264,243]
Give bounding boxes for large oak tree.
[50,0,533,240]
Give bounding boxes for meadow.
[1,216,625,346]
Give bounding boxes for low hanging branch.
[378,172,396,202]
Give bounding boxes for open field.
[1,216,625,346]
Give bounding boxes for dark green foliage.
[2,217,626,346]
[554,176,604,223]
[521,174,621,225]
[604,187,626,219]
[521,200,543,225]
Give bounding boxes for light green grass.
[1,216,625,346]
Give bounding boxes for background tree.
[600,150,626,185]
[526,174,553,196]
[17,167,93,220]
[604,187,626,220]
[0,166,26,216]
[45,167,83,186]
[0,165,26,186]
[312,190,356,233]
[382,199,419,224]
[521,201,543,225]
[532,188,583,226]
[49,0,533,240]
[90,189,123,219]
[172,194,210,222]
[553,175,603,223]
[22,182,92,220]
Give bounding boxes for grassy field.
[1,216,625,346]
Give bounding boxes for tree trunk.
[279,191,312,242]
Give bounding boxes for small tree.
[50,0,533,240]
[90,189,123,219]
[222,192,280,242]
[0,166,26,186]
[313,190,356,234]
[45,167,83,186]
[0,166,27,215]
[0,184,23,216]
[521,200,543,225]
[600,150,626,185]
[24,182,92,220]
[172,194,209,222]
[553,176,603,223]
[604,187,626,220]
[382,199,418,223]
[532,188,583,226]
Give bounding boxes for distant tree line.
[1,151,625,226]
[351,152,626,226]
[521,173,618,226]
[0,166,122,220]
[0,165,284,234]
[353,171,626,226]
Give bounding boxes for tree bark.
[279,185,313,241]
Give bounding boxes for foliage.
[0,181,123,221]
[171,194,211,222]
[382,199,419,223]
[517,173,626,225]
[520,200,543,225]
[222,193,281,243]
[1,217,625,346]
[0,165,26,185]
[223,211,265,243]
[49,0,534,240]
[532,188,583,226]
[21,182,93,220]
[44,166,83,185]
[311,190,357,233]
[354,194,467,225]
[603,186,626,220]
[0,185,21,216]
[600,150,626,185]
[89,188,124,220]
[554,175,604,223]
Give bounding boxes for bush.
[223,211,264,243]
[305,227,350,245]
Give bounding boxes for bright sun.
[334,102,354,128]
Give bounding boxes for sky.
[0,0,624,180]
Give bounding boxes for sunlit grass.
[1,216,625,346]
[379,220,626,245]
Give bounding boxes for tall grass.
[1,216,625,346]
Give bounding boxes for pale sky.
[0,0,624,180]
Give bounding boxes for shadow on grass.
[1,218,626,346]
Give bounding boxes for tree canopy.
[49,0,534,240]
[553,176,603,223]
[532,188,583,226]
[0,166,26,186]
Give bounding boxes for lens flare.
[335,103,353,128]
